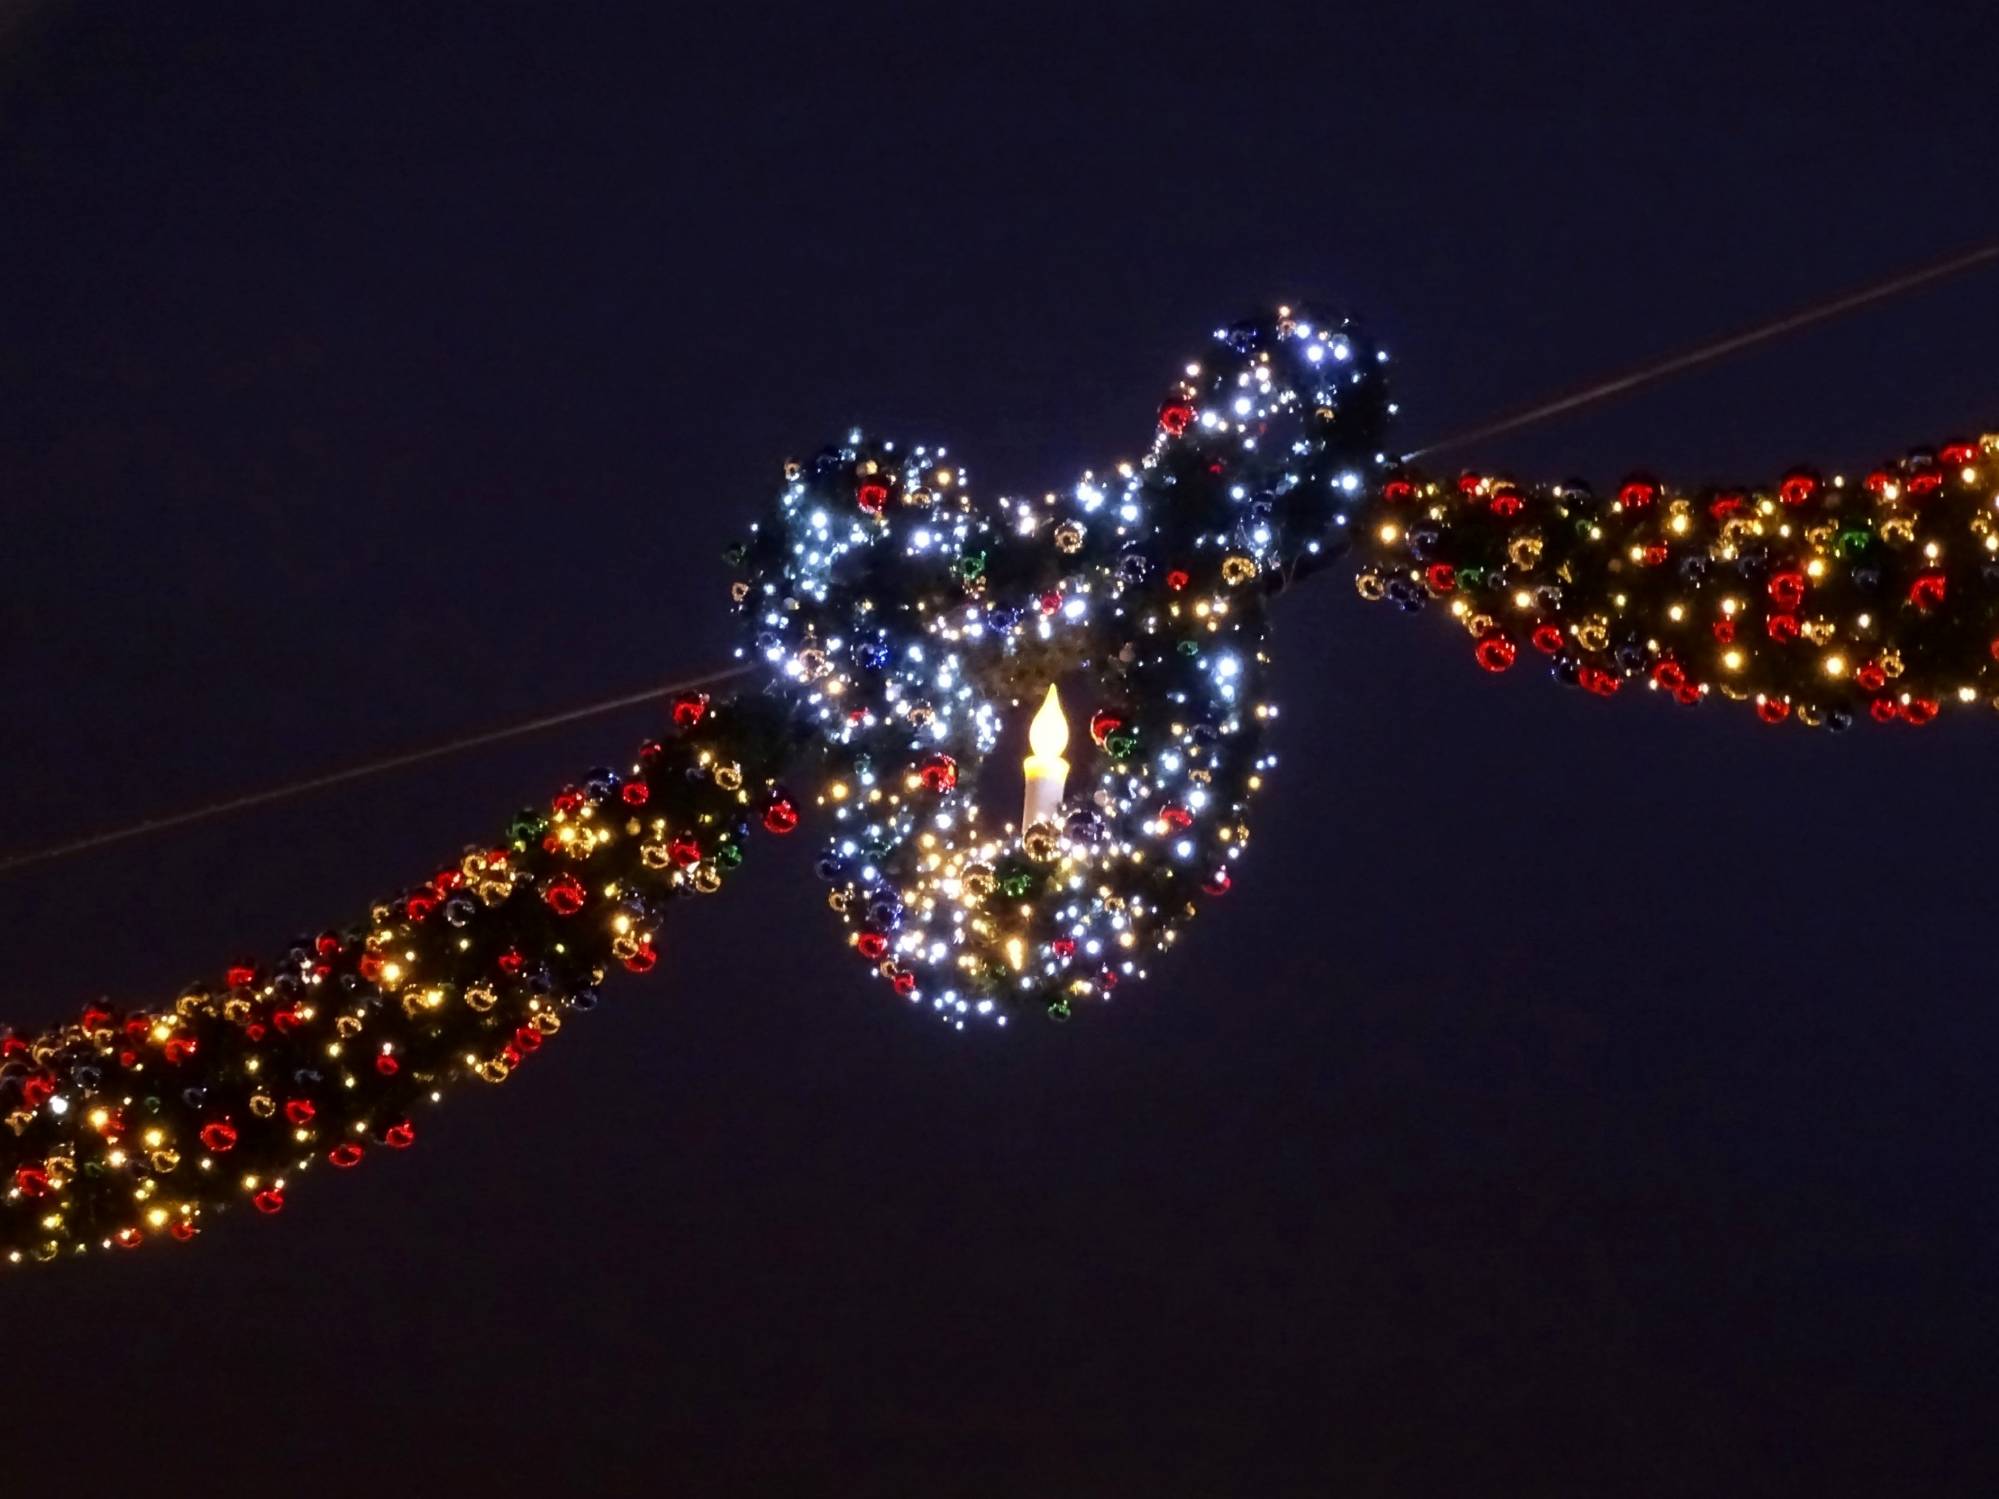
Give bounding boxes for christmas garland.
[4,303,1990,1268]
[1353,441,1999,726]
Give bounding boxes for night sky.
[4,4,1998,1493]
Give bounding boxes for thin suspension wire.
[0,662,755,877]
[7,239,1997,878]
[1401,238,1999,461]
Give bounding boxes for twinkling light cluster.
[1355,436,1999,726]
[734,309,1389,1024]
[0,697,801,1266]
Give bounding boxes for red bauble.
[1712,618,1736,644]
[1904,698,1940,725]
[1166,569,1190,591]
[1381,477,1415,503]
[1158,805,1194,831]
[328,1143,365,1169]
[1038,590,1062,615]
[113,1228,143,1249]
[1474,633,1516,672]
[497,948,525,975]
[374,1053,400,1077]
[1767,570,1807,610]
[169,1222,198,1242]
[1869,698,1899,723]
[1909,572,1947,610]
[1855,662,1888,692]
[1489,487,1524,518]
[919,755,958,793]
[1425,562,1456,593]
[225,964,256,990]
[1203,869,1232,895]
[1158,401,1194,436]
[542,873,588,917]
[890,971,917,996]
[1778,469,1820,506]
[1765,613,1800,643]
[670,692,709,729]
[1756,699,1791,724]
[1617,477,1658,510]
[199,1121,238,1154]
[1051,937,1077,959]
[1906,467,1943,496]
[621,781,650,807]
[856,932,889,961]
[856,477,892,513]
[252,1189,284,1215]
[622,941,658,974]
[1531,624,1565,655]
[668,833,702,867]
[1579,667,1621,697]
[1709,491,1746,519]
[1652,660,1686,690]
[382,1121,416,1149]
[1088,711,1124,746]
[764,798,800,834]
[1940,441,1978,465]
[14,1166,48,1197]
[283,1099,317,1126]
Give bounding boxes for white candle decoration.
[1020,683,1070,829]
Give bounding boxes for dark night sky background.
[3,3,1998,1493]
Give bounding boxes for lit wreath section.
[734,311,1389,1024]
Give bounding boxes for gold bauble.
[1023,822,1062,862]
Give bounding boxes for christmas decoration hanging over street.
[5,304,1995,1268]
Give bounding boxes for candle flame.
[1028,684,1069,760]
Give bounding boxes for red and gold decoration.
[3,302,1987,1268]
[1357,440,1999,728]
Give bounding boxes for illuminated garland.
[5,300,1992,1268]
[0,697,804,1265]
[1354,439,1999,726]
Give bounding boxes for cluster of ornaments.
[731,309,1389,1026]
[8,299,1994,1267]
[1356,436,1999,727]
[0,695,803,1265]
